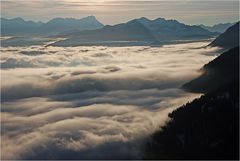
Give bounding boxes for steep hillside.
[183,47,239,93]
[209,22,239,49]
[144,82,239,159]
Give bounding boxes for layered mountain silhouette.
[209,22,239,49]
[199,22,235,33]
[1,16,104,36]
[51,17,217,46]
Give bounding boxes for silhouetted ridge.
[209,22,239,49]
[144,82,239,159]
[183,47,239,93]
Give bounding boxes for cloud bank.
[1,40,220,159]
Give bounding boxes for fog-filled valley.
[1,0,239,159]
[1,40,220,159]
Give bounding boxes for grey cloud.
[2,103,166,159]
[1,58,36,68]
[91,52,112,57]
[1,72,192,101]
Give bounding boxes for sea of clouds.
[1,40,220,159]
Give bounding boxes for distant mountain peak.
[47,17,64,22]
[1,16,104,36]
[85,15,97,20]
[13,17,25,21]
[198,22,236,33]
[154,17,166,21]
[46,16,102,24]
[138,17,150,21]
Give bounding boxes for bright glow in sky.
[1,0,239,25]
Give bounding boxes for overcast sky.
[1,0,239,25]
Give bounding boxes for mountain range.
[198,23,235,33]
[1,16,104,36]
[2,16,237,47]
[51,17,217,46]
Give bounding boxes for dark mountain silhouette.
[143,47,239,160]
[183,47,239,93]
[209,22,239,49]
[199,22,235,33]
[1,16,104,36]
[144,82,239,159]
[51,17,216,46]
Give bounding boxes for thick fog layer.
[1,40,220,159]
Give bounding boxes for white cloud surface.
[1,40,220,159]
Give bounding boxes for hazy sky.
[1,0,239,25]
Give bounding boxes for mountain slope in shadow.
[144,82,239,159]
[209,22,239,49]
[199,22,235,33]
[182,47,239,93]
